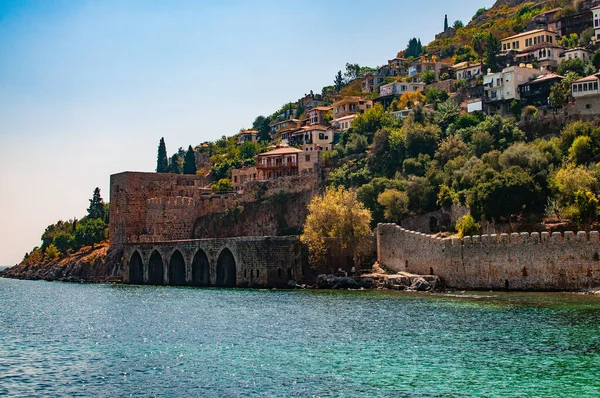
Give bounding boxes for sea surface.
[1,279,600,397]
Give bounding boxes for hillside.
[425,0,574,61]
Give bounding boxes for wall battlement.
[377,223,600,291]
[147,196,196,209]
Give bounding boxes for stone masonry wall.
[123,236,306,288]
[110,171,322,248]
[377,223,600,290]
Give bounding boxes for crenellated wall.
[377,223,600,291]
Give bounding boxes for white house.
[560,47,594,63]
[593,6,600,40]
[571,73,600,114]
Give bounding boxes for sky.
[0,0,495,265]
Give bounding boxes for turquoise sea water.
[1,279,600,397]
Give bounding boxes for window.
[573,84,578,92]
[319,133,324,140]
[305,155,311,161]
[233,176,238,183]
[324,135,328,140]
[594,82,598,90]
[587,104,592,109]
[256,270,259,278]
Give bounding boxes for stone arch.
[169,250,186,286]
[129,251,144,284]
[216,248,236,287]
[148,250,164,285]
[191,249,210,286]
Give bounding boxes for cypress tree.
[444,14,448,31]
[87,187,106,220]
[169,154,182,174]
[156,137,168,173]
[183,145,197,175]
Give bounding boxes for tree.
[444,14,448,31]
[557,58,585,77]
[579,27,595,47]
[183,145,196,175]
[425,87,449,105]
[252,115,271,141]
[344,63,361,81]
[392,91,425,111]
[334,70,344,92]
[156,137,168,173]
[74,218,107,250]
[453,20,464,30]
[572,189,598,226]
[169,153,182,173]
[377,189,409,223]
[469,167,542,222]
[300,186,372,268]
[420,69,436,84]
[569,136,593,165]
[347,103,396,143]
[405,38,423,58]
[472,33,487,60]
[483,33,501,72]
[87,187,106,220]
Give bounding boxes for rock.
[411,277,432,291]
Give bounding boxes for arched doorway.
[169,250,186,286]
[192,249,210,286]
[216,248,236,287]
[148,250,164,285]
[129,251,143,284]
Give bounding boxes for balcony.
[256,163,298,171]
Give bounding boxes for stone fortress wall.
[377,223,600,290]
[109,170,322,247]
[123,236,306,288]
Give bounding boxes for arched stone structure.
[148,250,164,285]
[121,236,305,288]
[191,249,210,286]
[216,248,236,287]
[168,250,186,286]
[129,251,144,284]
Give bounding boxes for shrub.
[210,178,234,193]
[45,244,60,260]
[455,215,480,238]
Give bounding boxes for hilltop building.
[571,73,600,114]
[483,65,542,115]
[518,73,563,107]
[332,97,373,131]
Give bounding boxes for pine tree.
[87,187,106,220]
[183,145,197,175]
[156,137,168,173]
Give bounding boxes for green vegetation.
[211,178,234,193]
[31,188,109,261]
[156,137,168,173]
[456,215,480,238]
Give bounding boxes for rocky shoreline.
[0,243,121,283]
